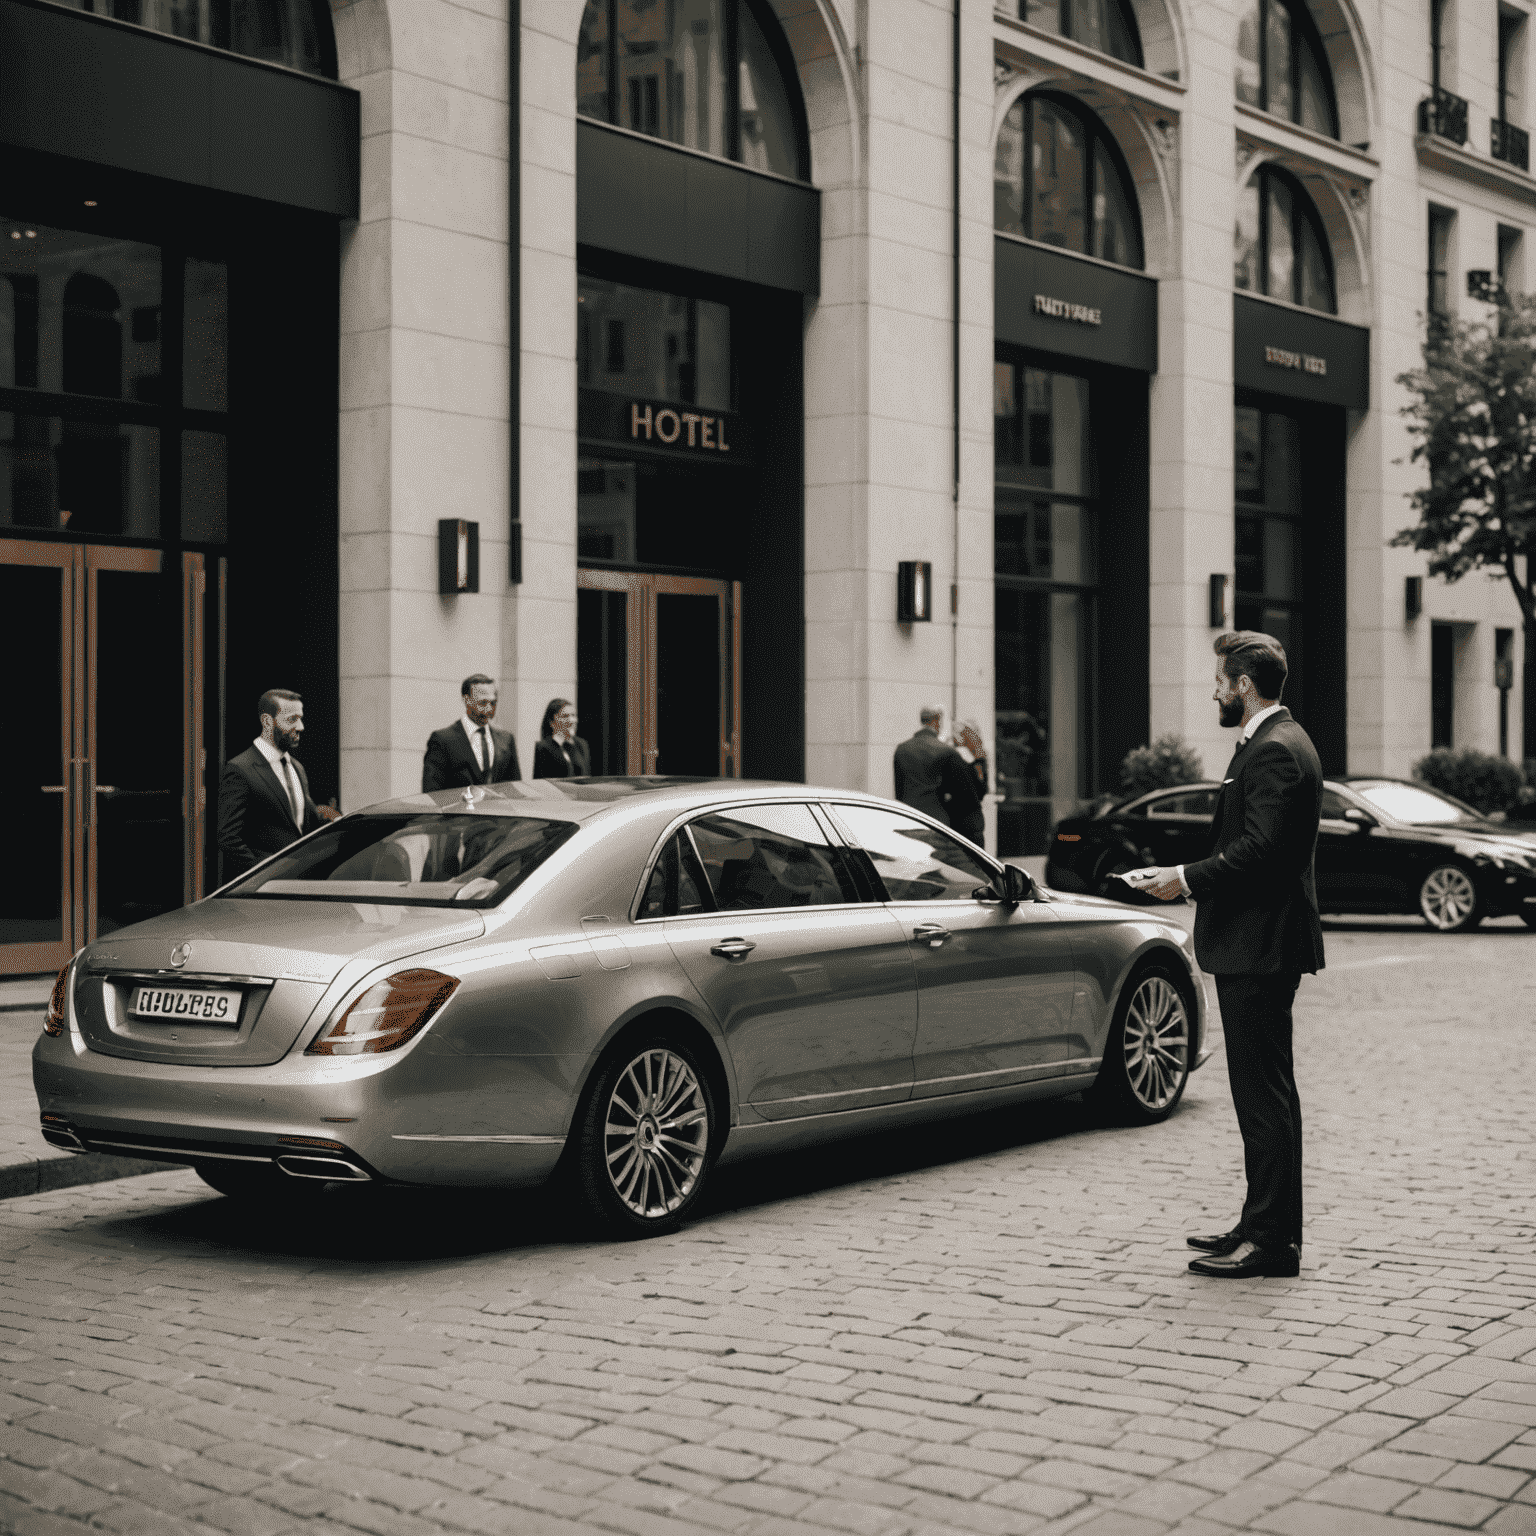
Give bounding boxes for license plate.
[130,987,241,1025]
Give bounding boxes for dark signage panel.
[994,236,1158,373]
[1233,293,1369,409]
[579,389,752,464]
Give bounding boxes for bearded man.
[217,689,327,878]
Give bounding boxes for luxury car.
[1045,775,1536,933]
[36,778,1206,1235]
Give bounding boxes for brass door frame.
[576,570,743,777]
[0,538,205,977]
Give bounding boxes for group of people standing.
[419,675,589,792]
[891,705,988,844]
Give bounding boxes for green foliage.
[1393,292,1536,628]
[1412,748,1525,816]
[1119,733,1204,797]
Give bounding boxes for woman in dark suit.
[532,698,592,778]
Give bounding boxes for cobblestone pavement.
[4,916,1536,1536]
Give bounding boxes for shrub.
[1118,734,1204,798]
[1412,748,1525,816]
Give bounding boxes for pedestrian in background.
[950,719,990,845]
[894,705,983,842]
[533,698,591,778]
[422,674,520,792]
[217,689,328,878]
[1143,630,1325,1280]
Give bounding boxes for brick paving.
[3,915,1536,1535]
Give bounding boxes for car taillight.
[305,969,458,1056]
[43,963,71,1037]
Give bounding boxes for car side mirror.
[1344,807,1374,831]
[989,864,1032,904]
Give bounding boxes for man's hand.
[1144,866,1184,901]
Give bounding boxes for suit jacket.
[1184,708,1326,976]
[217,745,325,877]
[532,735,592,778]
[421,722,520,792]
[892,729,982,828]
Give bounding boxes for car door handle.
[710,939,756,960]
[913,923,950,947]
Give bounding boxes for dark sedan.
[1046,777,1536,932]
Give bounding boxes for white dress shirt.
[253,735,304,827]
[1175,703,1285,897]
[460,714,495,775]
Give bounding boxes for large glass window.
[1234,166,1335,313]
[578,276,731,410]
[1236,0,1338,137]
[1019,0,1142,66]
[994,360,1097,857]
[0,215,229,541]
[578,0,808,181]
[52,0,332,76]
[994,94,1144,270]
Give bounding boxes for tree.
[1394,291,1536,757]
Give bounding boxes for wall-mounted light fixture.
[897,561,932,623]
[1405,575,1423,622]
[438,518,480,595]
[1208,573,1228,629]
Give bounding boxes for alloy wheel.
[603,1048,710,1219]
[1419,865,1478,931]
[1121,974,1189,1112]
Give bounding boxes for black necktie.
[478,727,492,783]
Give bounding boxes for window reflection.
[578,276,731,410]
[1235,0,1338,138]
[1020,0,1143,67]
[53,0,330,77]
[0,413,158,536]
[183,259,228,413]
[1232,166,1335,313]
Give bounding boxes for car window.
[833,804,995,902]
[1319,789,1351,820]
[687,804,857,911]
[637,832,713,919]
[1355,781,1478,825]
[1147,791,1215,817]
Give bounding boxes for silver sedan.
[34,779,1207,1235]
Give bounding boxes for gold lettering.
[716,416,730,452]
[630,403,653,439]
[701,417,715,448]
[655,408,680,444]
[681,411,701,447]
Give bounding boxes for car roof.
[358,778,919,824]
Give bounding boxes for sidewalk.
[0,974,176,1199]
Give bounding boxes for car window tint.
[1319,789,1350,820]
[1146,795,1180,817]
[688,804,856,911]
[638,833,712,919]
[834,804,995,902]
[1148,791,1216,817]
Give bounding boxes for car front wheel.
[1087,964,1192,1124]
[1418,864,1483,932]
[573,1037,717,1236]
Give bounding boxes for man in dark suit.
[893,706,984,842]
[1144,632,1325,1280]
[217,689,327,878]
[421,674,520,792]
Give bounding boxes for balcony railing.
[1492,117,1531,171]
[1418,88,1469,144]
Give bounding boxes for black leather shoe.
[1188,1241,1300,1279]
[1186,1227,1243,1255]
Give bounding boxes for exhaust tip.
[40,1126,86,1153]
[275,1154,370,1182]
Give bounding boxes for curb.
[0,1152,182,1201]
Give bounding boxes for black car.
[1045,777,1536,932]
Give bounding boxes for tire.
[194,1162,298,1200]
[571,1034,718,1237]
[1418,864,1484,932]
[1087,963,1192,1125]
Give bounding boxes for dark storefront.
[0,0,356,973]
[574,0,817,782]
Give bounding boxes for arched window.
[1236,0,1338,138]
[1019,0,1142,68]
[54,0,333,76]
[578,0,810,182]
[1234,165,1335,312]
[994,93,1144,271]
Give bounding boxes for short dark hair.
[1214,631,1287,701]
[540,698,572,738]
[257,688,301,722]
[461,673,495,697]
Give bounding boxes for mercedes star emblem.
[169,942,193,968]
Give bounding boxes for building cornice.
[993,16,1184,116]
[1415,132,1536,210]
[1235,102,1376,184]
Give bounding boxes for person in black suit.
[893,706,984,843]
[1144,631,1325,1280]
[421,674,521,792]
[532,698,592,778]
[217,689,328,878]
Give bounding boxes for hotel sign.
[1034,293,1102,326]
[1233,293,1368,409]
[628,401,733,451]
[577,389,752,461]
[1264,344,1327,376]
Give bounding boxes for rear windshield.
[223,813,578,907]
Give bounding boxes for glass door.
[577,569,742,777]
[0,539,204,974]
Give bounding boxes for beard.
[274,725,302,754]
[1218,697,1245,729]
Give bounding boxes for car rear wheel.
[1087,964,1191,1124]
[1418,864,1483,932]
[573,1037,717,1237]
